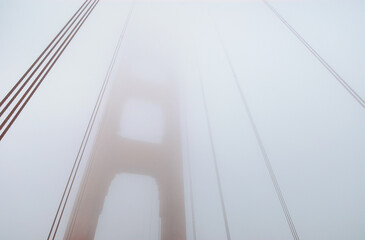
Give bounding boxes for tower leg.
[64,151,113,240]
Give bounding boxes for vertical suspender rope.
[194,14,231,239]
[197,62,232,240]
[148,181,153,240]
[183,90,197,240]
[210,11,300,240]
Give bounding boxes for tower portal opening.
[95,174,160,240]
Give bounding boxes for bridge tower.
[64,62,186,240]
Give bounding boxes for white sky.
[0,0,364,239]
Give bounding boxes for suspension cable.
[0,0,98,141]
[52,2,135,239]
[262,0,365,108]
[194,18,232,239]
[0,0,92,119]
[183,89,197,240]
[211,12,300,240]
[0,0,89,108]
[45,0,103,236]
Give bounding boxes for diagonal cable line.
[0,0,89,108]
[197,61,232,240]
[0,0,95,135]
[183,92,197,240]
[49,2,135,239]
[262,0,365,108]
[194,20,231,238]
[62,2,135,238]
[211,13,300,240]
[0,0,92,118]
[185,129,197,240]
[0,0,98,141]
[34,0,101,239]
[46,0,101,236]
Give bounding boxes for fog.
[0,0,364,239]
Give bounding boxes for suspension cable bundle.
[48,2,135,239]
[0,0,100,141]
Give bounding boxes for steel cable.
[54,2,135,239]
[262,0,365,108]
[211,12,300,240]
[0,0,92,119]
[194,17,232,239]
[0,0,89,108]
[44,1,102,238]
[0,0,98,141]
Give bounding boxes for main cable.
[45,0,101,238]
[183,86,197,240]
[0,0,92,118]
[262,0,365,108]
[197,62,232,240]
[49,2,135,239]
[0,0,98,141]
[65,3,135,237]
[211,13,300,240]
[0,0,89,108]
